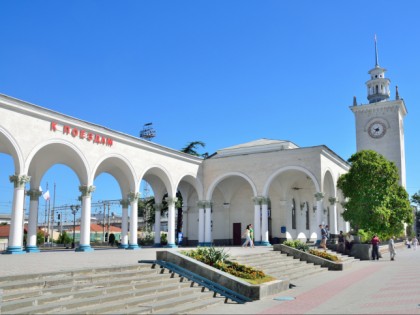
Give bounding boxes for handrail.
[139,259,252,304]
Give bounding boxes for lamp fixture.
[312,205,317,213]
[300,202,305,210]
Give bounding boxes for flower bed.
[309,249,340,261]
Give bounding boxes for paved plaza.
[1,245,419,314]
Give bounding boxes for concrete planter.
[350,243,372,260]
[273,244,348,271]
[156,250,289,300]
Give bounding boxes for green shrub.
[138,232,154,246]
[283,239,309,252]
[182,247,265,280]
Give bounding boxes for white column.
[204,204,212,246]
[6,175,30,254]
[77,185,95,252]
[329,197,338,235]
[198,201,205,246]
[127,192,140,250]
[253,197,261,245]
[261,197,270,245]
[154,203,162,246]
[119,199,129,249]
[166,197,177,247]
[180,204,188,245]
[26,189,42,252]
[315,193,324,242]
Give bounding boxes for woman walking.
[242,224,254,248]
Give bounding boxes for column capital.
[253,196,269,205]
[197,200,212,208]
[252,196,261,206]
[328,197,337,205]
[165,197,178,206]
[79,185,95,197]
[154,203,163,210]
[26,189,42,201]
[120,199,130,208]
[314,192,325,201]
[9,174,31,189]
[127,192,140,202]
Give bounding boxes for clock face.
[368,121,386,138]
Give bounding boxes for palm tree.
[181,141,208,158]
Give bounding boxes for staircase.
[0,264,225,314]
[231,249,360,283]
[230,251,328,281]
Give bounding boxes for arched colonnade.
[0,95,350,254]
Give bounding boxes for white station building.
[0,42,407,254]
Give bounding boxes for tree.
[57,231,72,245]
[181,141,208,158]
[411,191,420,208]
[337,150,412,237]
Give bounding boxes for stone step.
[247,261,323,280]
[0,265,153,294]
[57,282,218,314]
[0,264,148,284]
[2,274,189,313]
[231,256,300,267]
[232,252,328,282]
[232,251,290,262]
[7,279,197,314]
[149,293,225,315]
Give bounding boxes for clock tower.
[350,37,407,187]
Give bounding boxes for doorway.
[233,223,242,245]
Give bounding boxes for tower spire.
[374,34,379,67]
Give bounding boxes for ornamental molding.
[9,174,31,189]
[153,203,163,210]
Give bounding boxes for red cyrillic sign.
[50,122,113,147]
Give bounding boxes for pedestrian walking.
[337,230,345,253]
[249,224,255,248]
[371,234,380,260]
[412,237,418,250]
[319,224,327,252]
[242,225,254,248]
[388,236,396,261]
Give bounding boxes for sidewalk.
[1,245,419,314]
[194,246,420,314]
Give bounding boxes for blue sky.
[1,1,419,221]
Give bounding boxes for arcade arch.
[264,166,320,242]
[203,173,257,246]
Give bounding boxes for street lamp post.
[71,205,80,249]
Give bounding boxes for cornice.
[0,94,203,165]
[350,99,407,117]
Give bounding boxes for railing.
[139,259,252,304]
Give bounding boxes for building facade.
[0,94,349,254]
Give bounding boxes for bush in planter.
[309,249,340,262]
[283,239,309,252]
[182,247,266,280]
